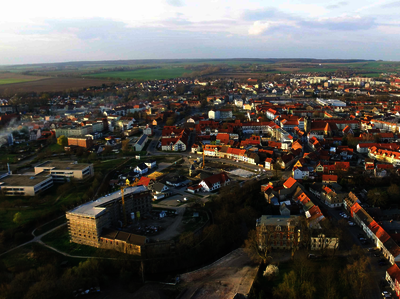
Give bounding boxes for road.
[147,128,162,155]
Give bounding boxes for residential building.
[199,172,231,192]
[134,134,148,152]
[134,163,148,175]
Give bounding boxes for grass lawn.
[34,215,66,236]
[88,67,193,80]
[47,143,64,152]
[0,208,47,230]
[0,153,19,163]
[94,158,126,174]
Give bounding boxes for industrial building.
[66,186,152,251]
[34,161,94,182]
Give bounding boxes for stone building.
[256,215,300,251]
[99,228,147,256]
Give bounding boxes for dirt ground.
[179,248,259,299]
[0,77,119,93]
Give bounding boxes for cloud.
[248,21,297,35]
[248,21,273,35]
[326,1,348,9]
[242,8,296,21]
[381,1,400,8]
[18,18,129,41]
[166,0,184,7]
[301,15,376,31]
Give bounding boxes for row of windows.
[73,233,96,239]
[272,241,292,246]
[100,239,137,248]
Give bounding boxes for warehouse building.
[66,185,152,252]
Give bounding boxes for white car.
[348,221,356,226]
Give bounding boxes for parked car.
[382,291,391,298]
[348,221,356,226]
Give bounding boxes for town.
[2,71,400,299]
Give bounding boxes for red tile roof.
[322,175,338,182]
[283,177,297,189]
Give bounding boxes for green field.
[0,78,43,85]
[88,67,193,80]
[299,68,341,73]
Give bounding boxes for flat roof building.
[0,174,53,196]
[35,161,94,182]
[66,185,152,250]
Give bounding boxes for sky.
[1,0,400,65]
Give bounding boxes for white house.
[292,167,309,180]
[265,158,274,170]
[134,134,148,152]
[151,182,169,194]
[208,110,220,120]
[199,172,231,192]
[144,160,157,169]
[161,138,187,151]
[134,163,149,175]
[143,125,152,136]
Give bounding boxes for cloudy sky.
[1,0,400,65]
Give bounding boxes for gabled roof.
[136,163,148,170]
[283,177,297,189]
[386,263,400,282]
[152,182,167,192]
[201,172,230,188]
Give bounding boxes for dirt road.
[179,248,259,299]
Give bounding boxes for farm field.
[0,77,119,94]
[88,67,193,80]
[0,73,47,85]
